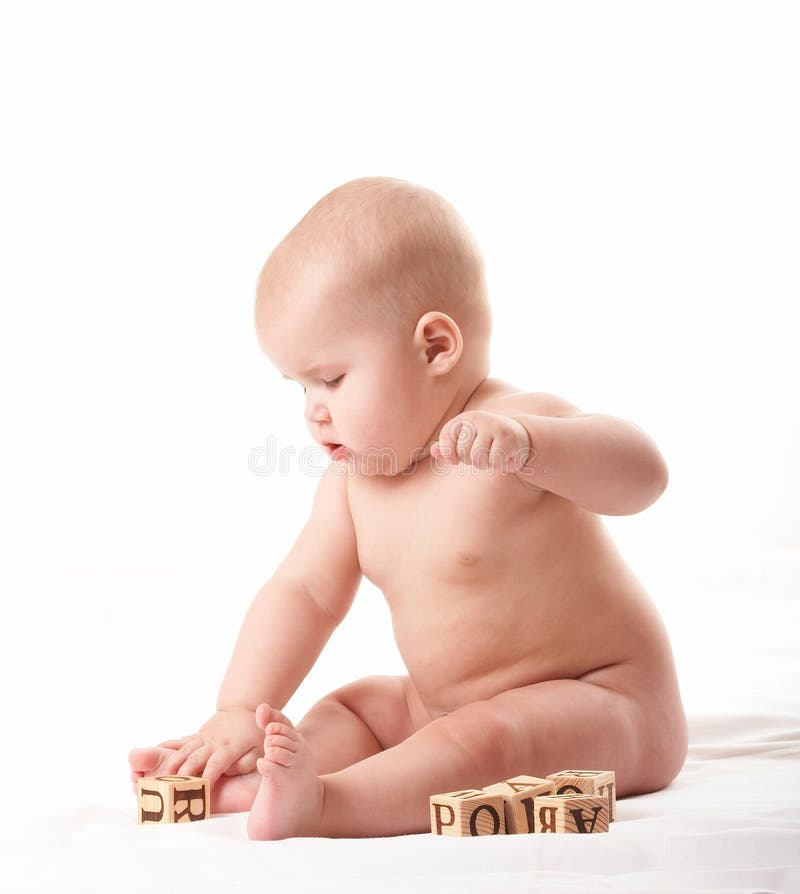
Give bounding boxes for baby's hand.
[431,411,534,473]
[170,708,264,785]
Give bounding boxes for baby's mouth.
[326,443,352,462]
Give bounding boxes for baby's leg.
[129,674,421,814]
[246,675,428,838]
[296,674,427,774]
[305,673,686,838]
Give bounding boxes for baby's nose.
[305,398,330,425]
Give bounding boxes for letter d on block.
[139,786,165,824]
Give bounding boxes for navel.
[457,550,478,565]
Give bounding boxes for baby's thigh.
[307,674,427,751]
[483,674,683,797]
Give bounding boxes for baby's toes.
[255,703,294,731]
[265,721,299,745]
[261,723,300,768]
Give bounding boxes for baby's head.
[254,176,492,475]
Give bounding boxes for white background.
[0,1,797,803]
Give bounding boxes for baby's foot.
[247,704,325,840]
[128,741,260,814]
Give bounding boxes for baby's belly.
[351,465,676,718]
[380,517,674,717]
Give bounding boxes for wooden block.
[533,793,609,833]
[138,775,210,824]
[481,775,556,834]
[545,769,616,822]
[429,788,506,836]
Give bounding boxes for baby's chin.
[333,443,431,477]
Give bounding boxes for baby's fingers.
[176,743,213,778]
[157,735,194,749]
[224,748,259,777]
[160,735,203,776]
[203,745,240,787]
[435,417,477,464]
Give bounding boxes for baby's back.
[347,384,678,719]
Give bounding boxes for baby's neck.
[418,368,490,463]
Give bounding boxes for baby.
[129,176,688,839]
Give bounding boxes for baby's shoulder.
[470,378,584,419]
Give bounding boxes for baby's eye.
[294,375,343,395]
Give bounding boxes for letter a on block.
[533,793,609,833]
[429,788,506,836]
[138,775,210,824]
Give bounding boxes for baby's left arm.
[509,410,668,515]
[433,395,668,516]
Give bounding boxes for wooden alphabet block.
[429,788,506,836]
[481,775,556,834]
[533,793,609,833]
[138,775,210,824]
[545,769,616,822]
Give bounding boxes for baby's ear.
[413,311,463,372]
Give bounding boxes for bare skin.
[129,251,687,838]
[129,375,687,837]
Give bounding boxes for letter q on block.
[138,775,210,824]
[429,788,506,836]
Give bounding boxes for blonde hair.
[255,176,492,350]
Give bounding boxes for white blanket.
[3,551,799,894]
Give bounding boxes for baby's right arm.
[170,463,362,785]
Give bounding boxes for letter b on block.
[429,788,506,836]
[138,775,210,824]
